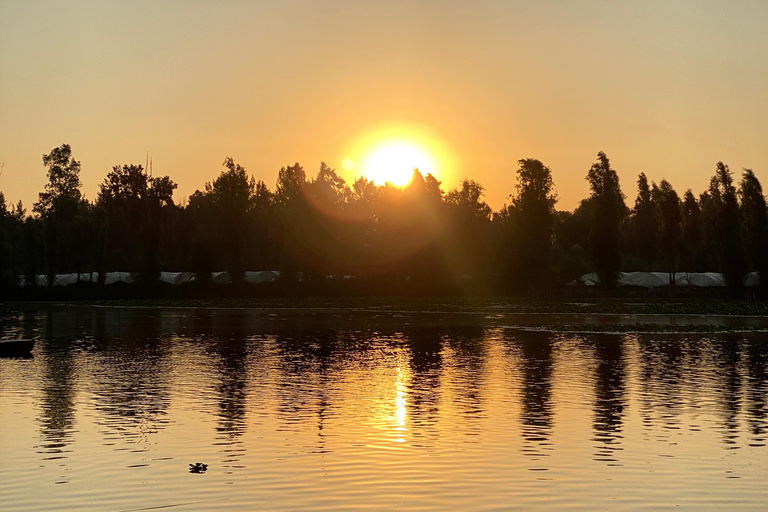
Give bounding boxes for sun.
[362,141,436,187]
[341,123,454,188]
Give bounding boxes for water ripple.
[0,308,766,511]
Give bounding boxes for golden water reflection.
[0,308,767,511]
[394,360,408,442]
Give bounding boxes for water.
[1,307,766,511]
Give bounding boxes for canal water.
[1,307,766,510]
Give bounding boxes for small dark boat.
[0,338,35,357]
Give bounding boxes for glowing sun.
[362,141,436,187]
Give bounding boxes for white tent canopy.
[620,272,668,288]
[52,273,79,287]
[14,270,290,287]
[744,271,761,287]
[568,272,600,286]
[15,275,51,287]
[10,269,757,289]
[210,271,231,285]
[684,272,726,287]
[243,271,280,284]
[159,272,195,286]
[570,271,730,288]
[104,272,136,285]
[77,273,98,283]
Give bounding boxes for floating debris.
[189,462,208,474]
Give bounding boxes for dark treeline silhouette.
[1,145,766,296]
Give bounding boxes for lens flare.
[341,157,356,171]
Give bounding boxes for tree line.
[0,144,765,295]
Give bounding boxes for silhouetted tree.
[710,162,746,293]
[247,179,276,270]
[34,144,84,281]
[506,158,557,290]
[6,144,765,297]
[550,209,590,284]
[187,189,216,282]
[681,190,702,272]
[445,179,492,280]
[34,145,82,217]
[97,164,176,281]
[275,163,307,206]
[586,152,626,287]
[0,192,12,284]
[652,179,681,286]
[698,184,720,272]
[304,162,349,279]
[739,169,768,290]
[0,194,26,287]
[446,179,492,219]
[632,172,659,269]
[274,163,308,277]
[401,169,446,286]
[346,177,382,275]
[207,157,255,282]
[22,217,46,287]
[71,201,99,280]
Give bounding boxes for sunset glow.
[0,3,766,211]
[2,2,768,509]
[362,141,436,186]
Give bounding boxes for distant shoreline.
[3,296,768,333]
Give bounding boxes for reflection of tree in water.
[272,321,346,449]
[0,308,42,340]
[744,334,767,446]
[268,319,488,450]
[207,312,249,439]
[636,334,758,448]
[710,334,743,446]
[88,310,172,446]
[510,330,554,460]
[444,325,487,423]
[637,335,687,436]
[402,326,443,438]
[586,334,626,464]
[201,311,255,475]
[37,311,78,465]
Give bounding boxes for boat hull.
[0,339,35,357]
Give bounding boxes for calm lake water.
[1,307,766,511]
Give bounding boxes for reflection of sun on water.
[393,360,408,443]
[394,361,408,443]
[364,351,410,447]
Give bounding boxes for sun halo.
[362,142,436,187]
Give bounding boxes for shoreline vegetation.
[4,296,768,333]
[1,145,766,301]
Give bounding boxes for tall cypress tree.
[633,172,659,269]
[739,169,768,290]
[586,152,625,287]
[711,162,746,293]
[509,158,556,289]
[681,190,702,272]
[652,179,682,286]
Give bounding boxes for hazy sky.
[1,0,766,211]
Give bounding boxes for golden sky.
[1,0,766,211]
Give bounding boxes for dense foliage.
[0,146,765,295]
